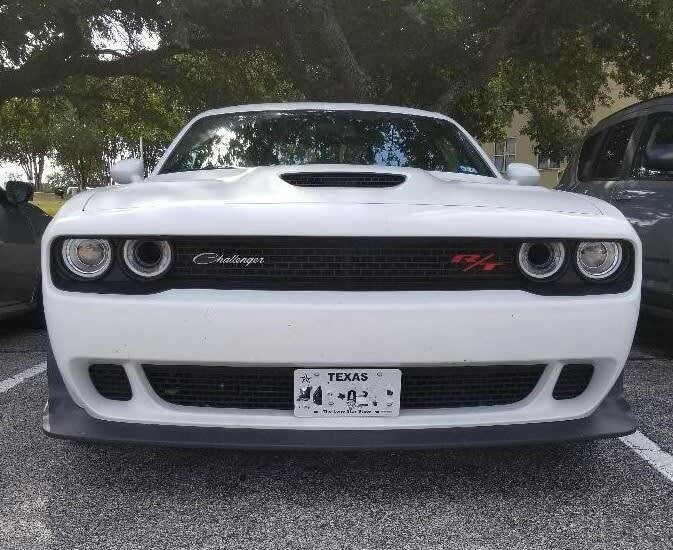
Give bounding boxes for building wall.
[481,91,641,188]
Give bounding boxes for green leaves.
[3,50,299,187]
[2,0,673,168]
[0,97,60,187]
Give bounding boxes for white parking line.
[620,431,673,483]
[0,362,47,393]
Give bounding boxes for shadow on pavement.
[0,311,45,334]
[633,313,673,358]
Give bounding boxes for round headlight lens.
[61,238,112,279]
[518,242,566,280]
[122,239,172,279]
[576,241,622,280]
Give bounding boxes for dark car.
[0,181,51,321]
[558,94,673,318]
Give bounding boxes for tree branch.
[433,0,537,113]
[0,29,269,102]
[0,44,181,101]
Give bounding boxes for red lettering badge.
[451,253,503,272]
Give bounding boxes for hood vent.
[280,172,405,188]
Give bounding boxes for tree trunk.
[16,154,45,189]
[304,0,372,100]
[77,157,87,190]
[35,156,45,189]
[19,157,34,183]
[273,1,314,97]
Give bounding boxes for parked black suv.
[558,94,673,317]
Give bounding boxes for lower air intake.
[142,364,545,410]
[89,364,132,401]
[553,364,594,399]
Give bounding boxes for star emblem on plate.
[301,374,312,383]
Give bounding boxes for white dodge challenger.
[42,103,641,448]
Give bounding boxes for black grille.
[280,172,405,187]
[400,365,545,408]
[143,364,545,410]
[144,366,294,409]
[168,237,519,291]
[553,364,594,399]
[51,236,636,296]
[89,364,132,401]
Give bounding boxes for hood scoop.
[280,172,406,188]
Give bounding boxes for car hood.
[83,165,603,215]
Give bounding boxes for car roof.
[590,93,673,135]
[195,102,458,124]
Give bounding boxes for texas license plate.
[293,368,401,417]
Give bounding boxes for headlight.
[518,242,566,280]
[576,241,622,280]
[61,238,112,279]
[122,239,172,279]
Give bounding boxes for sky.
[0,162,24,182]
[0,157,56,184]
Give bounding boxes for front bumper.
[43,286,640,446]
[44,352,635,448]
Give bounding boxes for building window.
[494,138,516,171]
[538,156,562,170]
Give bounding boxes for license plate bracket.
[293,368,401,418]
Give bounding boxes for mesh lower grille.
[143,364,545,410]
[553,364,594,399]
[400,365,545,408]
[145,366,294,410]
[89,364,132,401]
[280,172,405,187]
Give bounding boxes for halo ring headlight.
[576,241,622,280]
[61,238,112,279]
[518,242,566,280]
[122,239,172,279]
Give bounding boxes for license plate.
[293,368,401,417]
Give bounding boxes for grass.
[32,192,65,216]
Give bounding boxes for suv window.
[578,132,602,181]
[634,113,673,180]
[592,119,638,180]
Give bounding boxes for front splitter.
[43,351,636,450]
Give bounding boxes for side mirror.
[505,163,542,186]
[2,180,34,204]
[644,144,673,172]
[110,158,145,185]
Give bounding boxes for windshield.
[160,110,494,176]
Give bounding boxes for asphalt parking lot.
[1,317,673,550]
